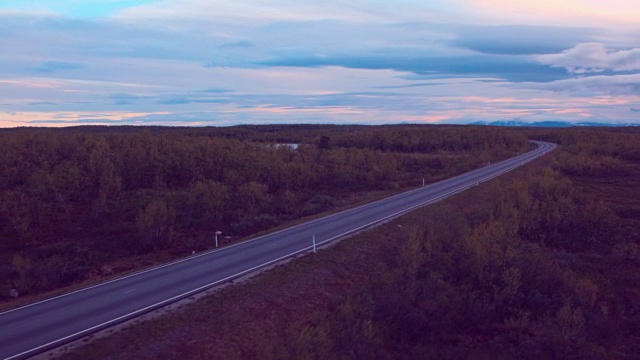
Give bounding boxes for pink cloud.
[462,0,640,27]
[0,111,171,127]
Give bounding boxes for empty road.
[0,140,556,359]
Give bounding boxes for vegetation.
[0,125,529,300]
[4,124,637,358]
[56,126,640,359]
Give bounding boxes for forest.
[56,125,639,359]
[0,125,530,299]
[2,125,639,359]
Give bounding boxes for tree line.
[243,171,610,358]
[0,125,529,297]
[60,126,640,359]
[243,128,640,358]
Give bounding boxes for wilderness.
[0,125,638,358]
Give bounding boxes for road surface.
[0,140,556,359]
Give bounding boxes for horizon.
[1,1,639,127]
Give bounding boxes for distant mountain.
[467,120,637,128]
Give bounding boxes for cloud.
[115,0,452,24]
[219,41,255,49]
[154,96,231,105]
[536,43,640,74]
[156,97,190,105]
[632,108,640,112]
[28,101,58,106]
[0,1,162,19]
[373,82,448,89]
[526,73,640,96]
[109,93,147,105]
[0,14,227,64]
[1,2,639,127]
[0,110,174,127]
[201,88,233,93]
[259,53,569,82]
[192,99,229,104]
[462,0,640,27]
[34,61,84,73]
[452,25,595,55]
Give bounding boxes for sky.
[0,0,639,127]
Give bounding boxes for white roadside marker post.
[215,230,222,248]
[313,235,316,253]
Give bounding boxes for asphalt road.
[0,140,556,360]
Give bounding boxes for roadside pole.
[214,230,222,248]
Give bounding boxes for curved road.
[0,140,556,359]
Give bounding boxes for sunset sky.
[1,0,638,127]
